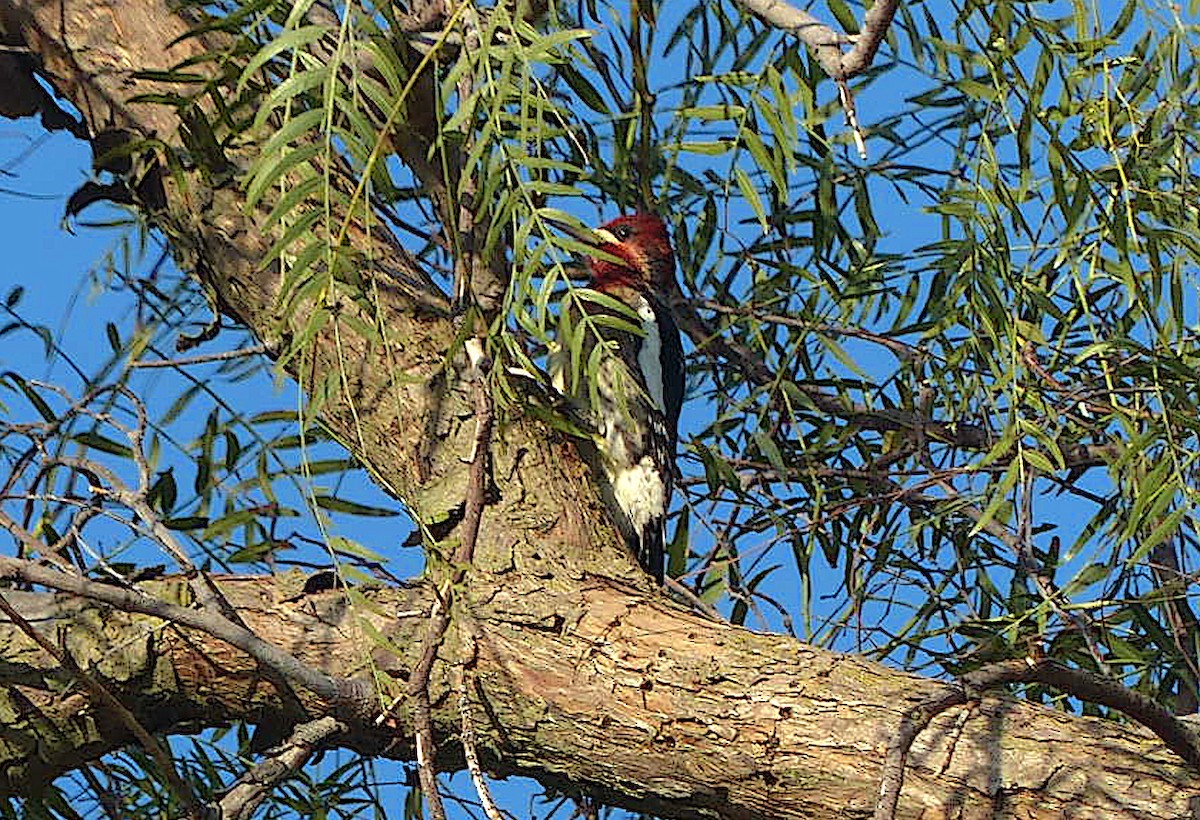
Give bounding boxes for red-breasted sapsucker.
[550,214,684,582]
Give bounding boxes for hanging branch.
[456,668,504,820]
[217,716,348,820]
[405,338,495,820]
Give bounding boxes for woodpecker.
[549,213,684,582]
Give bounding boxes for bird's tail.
[636,517,666,584]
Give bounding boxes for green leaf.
[237,26,331,97]
[734,166,768,233]
[245,143,322,209]
[162,516,209,531]
[203,510,258,540]
[679,140,735,156]
[558,63,610,115]
[11,375,56,422]
[72,431,134,459]
[329,535,388,562]
[313,495,399,517]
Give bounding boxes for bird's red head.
[585,214,676,294]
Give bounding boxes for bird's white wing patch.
[633,296,665,414]
[547,340,566,396]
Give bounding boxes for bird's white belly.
[608,457,666,532]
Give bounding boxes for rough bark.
[2,572,1198,818]
[0,0,1198,817]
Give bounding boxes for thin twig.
[933,476,1110,672]
[698,299,930,360]
[672,294,1000,452]
[456,668,504,820]
[1147,540,1200,713]
[837,79,868,159]
[664,576,726,621]
[408,593,452,820]
[406,340,494,820]
[42,452,255,634]
[629,0,656,209]
[79,766,123,820]
[450,9,482,313]
[129,344,270,368]
[45,456,195,571]
[453,340,494,567]
[873,685,966,820]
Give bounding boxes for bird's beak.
[541,217,622,282]
[543,217,618,249]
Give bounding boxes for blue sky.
[3,0,1198,815]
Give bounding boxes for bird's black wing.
[552,289,671,582]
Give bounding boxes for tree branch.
[217,716,347,820]
[3,1,1198,817]
[1,573,1196,816]
[873,658,1200,819]
[406,339,494,820]
[733,0,848,78]
[840,0,900,77]
[732,0,898,80]
[681,293,1126,467]
[456,667,503,820]
[0,591,203,818]
[0,556,350,705]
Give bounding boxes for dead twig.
[218,716,347,820]
[408,592,452,820]
[129,344,269,368]
[456,668,504,820]
[406,339,495,820]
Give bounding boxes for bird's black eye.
[614,224,633,241]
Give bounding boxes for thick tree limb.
[0,556,351,704]
[0,574,1197,817]
[0,591,202,817]
[873,658,1200,819]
